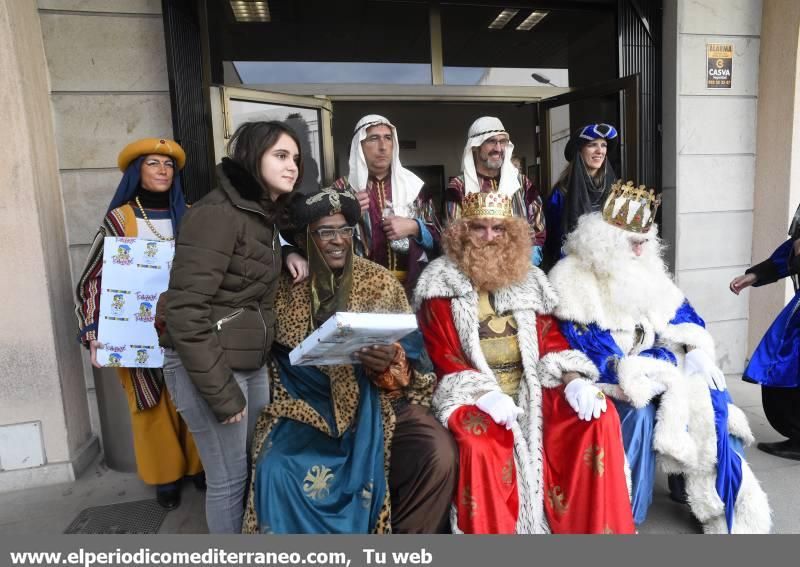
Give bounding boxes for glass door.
[210,86,335,192]
[535,74,640,193]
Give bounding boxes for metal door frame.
[536,74,640,192]
[215,86,336,184]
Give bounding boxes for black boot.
[156,482,181,510]
[757,439,800,461]
[189,471,206,491]
[667,474,688,504]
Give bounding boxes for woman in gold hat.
[74,137,203,510]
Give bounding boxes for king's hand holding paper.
[289,312,418,366]
[355,343,397,374]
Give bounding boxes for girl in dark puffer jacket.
[161,121,308,533]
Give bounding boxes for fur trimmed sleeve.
[418,298,501,426]
[432,369,500,427]
[536,315,599,387]
[660,301,717,360]
[538,351,600,388]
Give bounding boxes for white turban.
[461,116,521,197]
[347,114,424,218]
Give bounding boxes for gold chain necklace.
[135,196,174,241]
[375,180,396,271]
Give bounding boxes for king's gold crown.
[602,180,661,233]
[461,191,513,219]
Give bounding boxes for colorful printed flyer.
[96,237,174,368]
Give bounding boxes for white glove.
[684,349,727,391]
[475,390,524,430]
[564,378,608,421]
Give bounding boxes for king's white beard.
[601,252,675,321]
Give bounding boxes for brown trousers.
[389,401,458,533]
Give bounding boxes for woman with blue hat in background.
[74,137,203,510]
[542,123,619,271]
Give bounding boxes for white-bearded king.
[548,181,772,533]
[414,191,635,534]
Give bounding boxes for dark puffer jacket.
[161,158,282,421]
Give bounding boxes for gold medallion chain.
[135,196,174,241]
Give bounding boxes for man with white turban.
[334,115,440,297]
[445,116,546,266]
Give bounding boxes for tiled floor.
[1,375,797,534]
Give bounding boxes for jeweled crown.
[602,180,661,233]
[461,192,513,219]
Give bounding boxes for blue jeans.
[163,349,269,533]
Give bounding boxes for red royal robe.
[418,297,635,534]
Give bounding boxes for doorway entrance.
[162,0,660,206]
[210,80,638,216]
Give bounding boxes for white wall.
[667,0,762,373]
[37,0,174,454]
[0,0,98,492]
[747,1,800,351]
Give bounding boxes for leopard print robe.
[242,256,434,534]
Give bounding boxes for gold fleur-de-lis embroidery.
[583,444,605,477]
[303,464,334,500]
[462,410,490,436]
[603,524,614,534]
[501,458,514,485]
[461,486,478,518]
[547,486,569,516]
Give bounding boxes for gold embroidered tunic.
[477,292,523,398]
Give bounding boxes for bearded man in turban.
[445,116,546,267]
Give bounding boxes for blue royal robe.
[253,346,387,534]
[560,301,743,531]
[744,239,800,388]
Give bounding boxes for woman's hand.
[89,340,104,369]
[729,273,757,295]
[222,408,247,425]
[355,344,397,374]
[285,252,309,284]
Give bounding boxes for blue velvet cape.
[744,239,800,388]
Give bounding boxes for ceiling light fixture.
[230,0,271,23]
[488,9,519,30]
[516,10,548,31]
